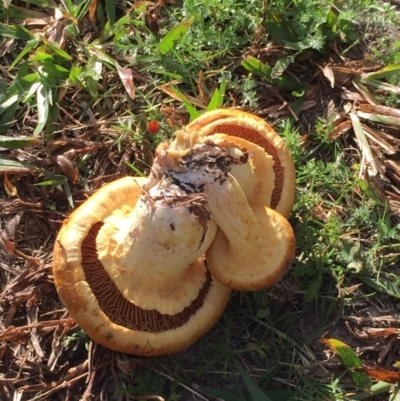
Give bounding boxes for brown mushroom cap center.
[82,222,213,333]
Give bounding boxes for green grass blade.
[241,56,303,91]
[201,386,247,401]
[9,38,40,70]
[33,83,51,136]
[359,77,400,95]
[124,161,146,177]
[355,273,400,299]
[207,80,226,111]
[207,88,220,111]
[0,135,39,149]
[234,360,273,401]
[0,62,34,132]
[12,0,52,7]
[34,175,67,186]
[0,158,30,173]
[362,63,400,80]
[45,97,60,142]
[0,22,33,40]
[171,86,199,120]
[105,0,116,25]
[158,17,195,55]
[41,37,73,61]
[357,110,400,127]
[63,181,74,208]
[62,0,92,19]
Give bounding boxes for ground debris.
[315,59,400,215]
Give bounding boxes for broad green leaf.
[69,65,83,83]
[326,7,339,32]
[158,17,195,55]
[40,61,69,83]
[271,53,298,79]
[351,381,393,400]
[0,135,39,149]
[265,20,297,44]
[0,93,20,111]
[84,58,103,99]
[0,22,33,40]
[11,0,52,7]
[88,46,116,67]
[235,360,273,401]
[241,56,303,91]
[7,4,52,19]
[322,338,372,389]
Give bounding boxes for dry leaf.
[116,65,136,100]
[4,173,17,197]
[362,125,397,155]
[328,120,352,141]
[54,155,78,184]
[357,102,400,119]
[356,366,400,384]
[321,63,335,88]
[89,0,98,22]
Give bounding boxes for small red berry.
[147,120,160,134]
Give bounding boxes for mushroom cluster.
[53,110,296,356]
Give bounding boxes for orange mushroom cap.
[53,177,231,356]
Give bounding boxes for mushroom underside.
[186,110,296,217]
[53,177,231,356]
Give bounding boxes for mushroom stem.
[97,180,217,315]
[204,174,264,248]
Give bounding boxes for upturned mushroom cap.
[203,174,295,291]
[53,176,231,356]
[186,109,296,217]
